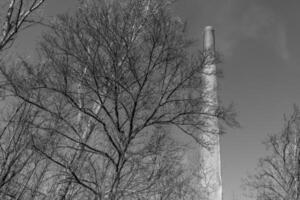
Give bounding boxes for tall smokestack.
[199,26,222,200]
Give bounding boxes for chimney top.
[204,26,214,31]
[204,26,215,51]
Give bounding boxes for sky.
[7,0,300,200]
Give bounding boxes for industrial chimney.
[199,26,222,200]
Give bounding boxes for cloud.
[210,0,290,61]
[175,0,290,61]
[276,24,289,61]
[241,7,272,37]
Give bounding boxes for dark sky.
[9,0,300,200]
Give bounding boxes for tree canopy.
[245,106,300,200]
[0,0,238,199]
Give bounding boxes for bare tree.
[0,102,52,200]
[0,1,48,199]
[0,0,46,51]
[0,0,46,100]
[244,105,300,200]
[0,0,235,199]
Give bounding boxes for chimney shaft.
[199,26,222,200]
